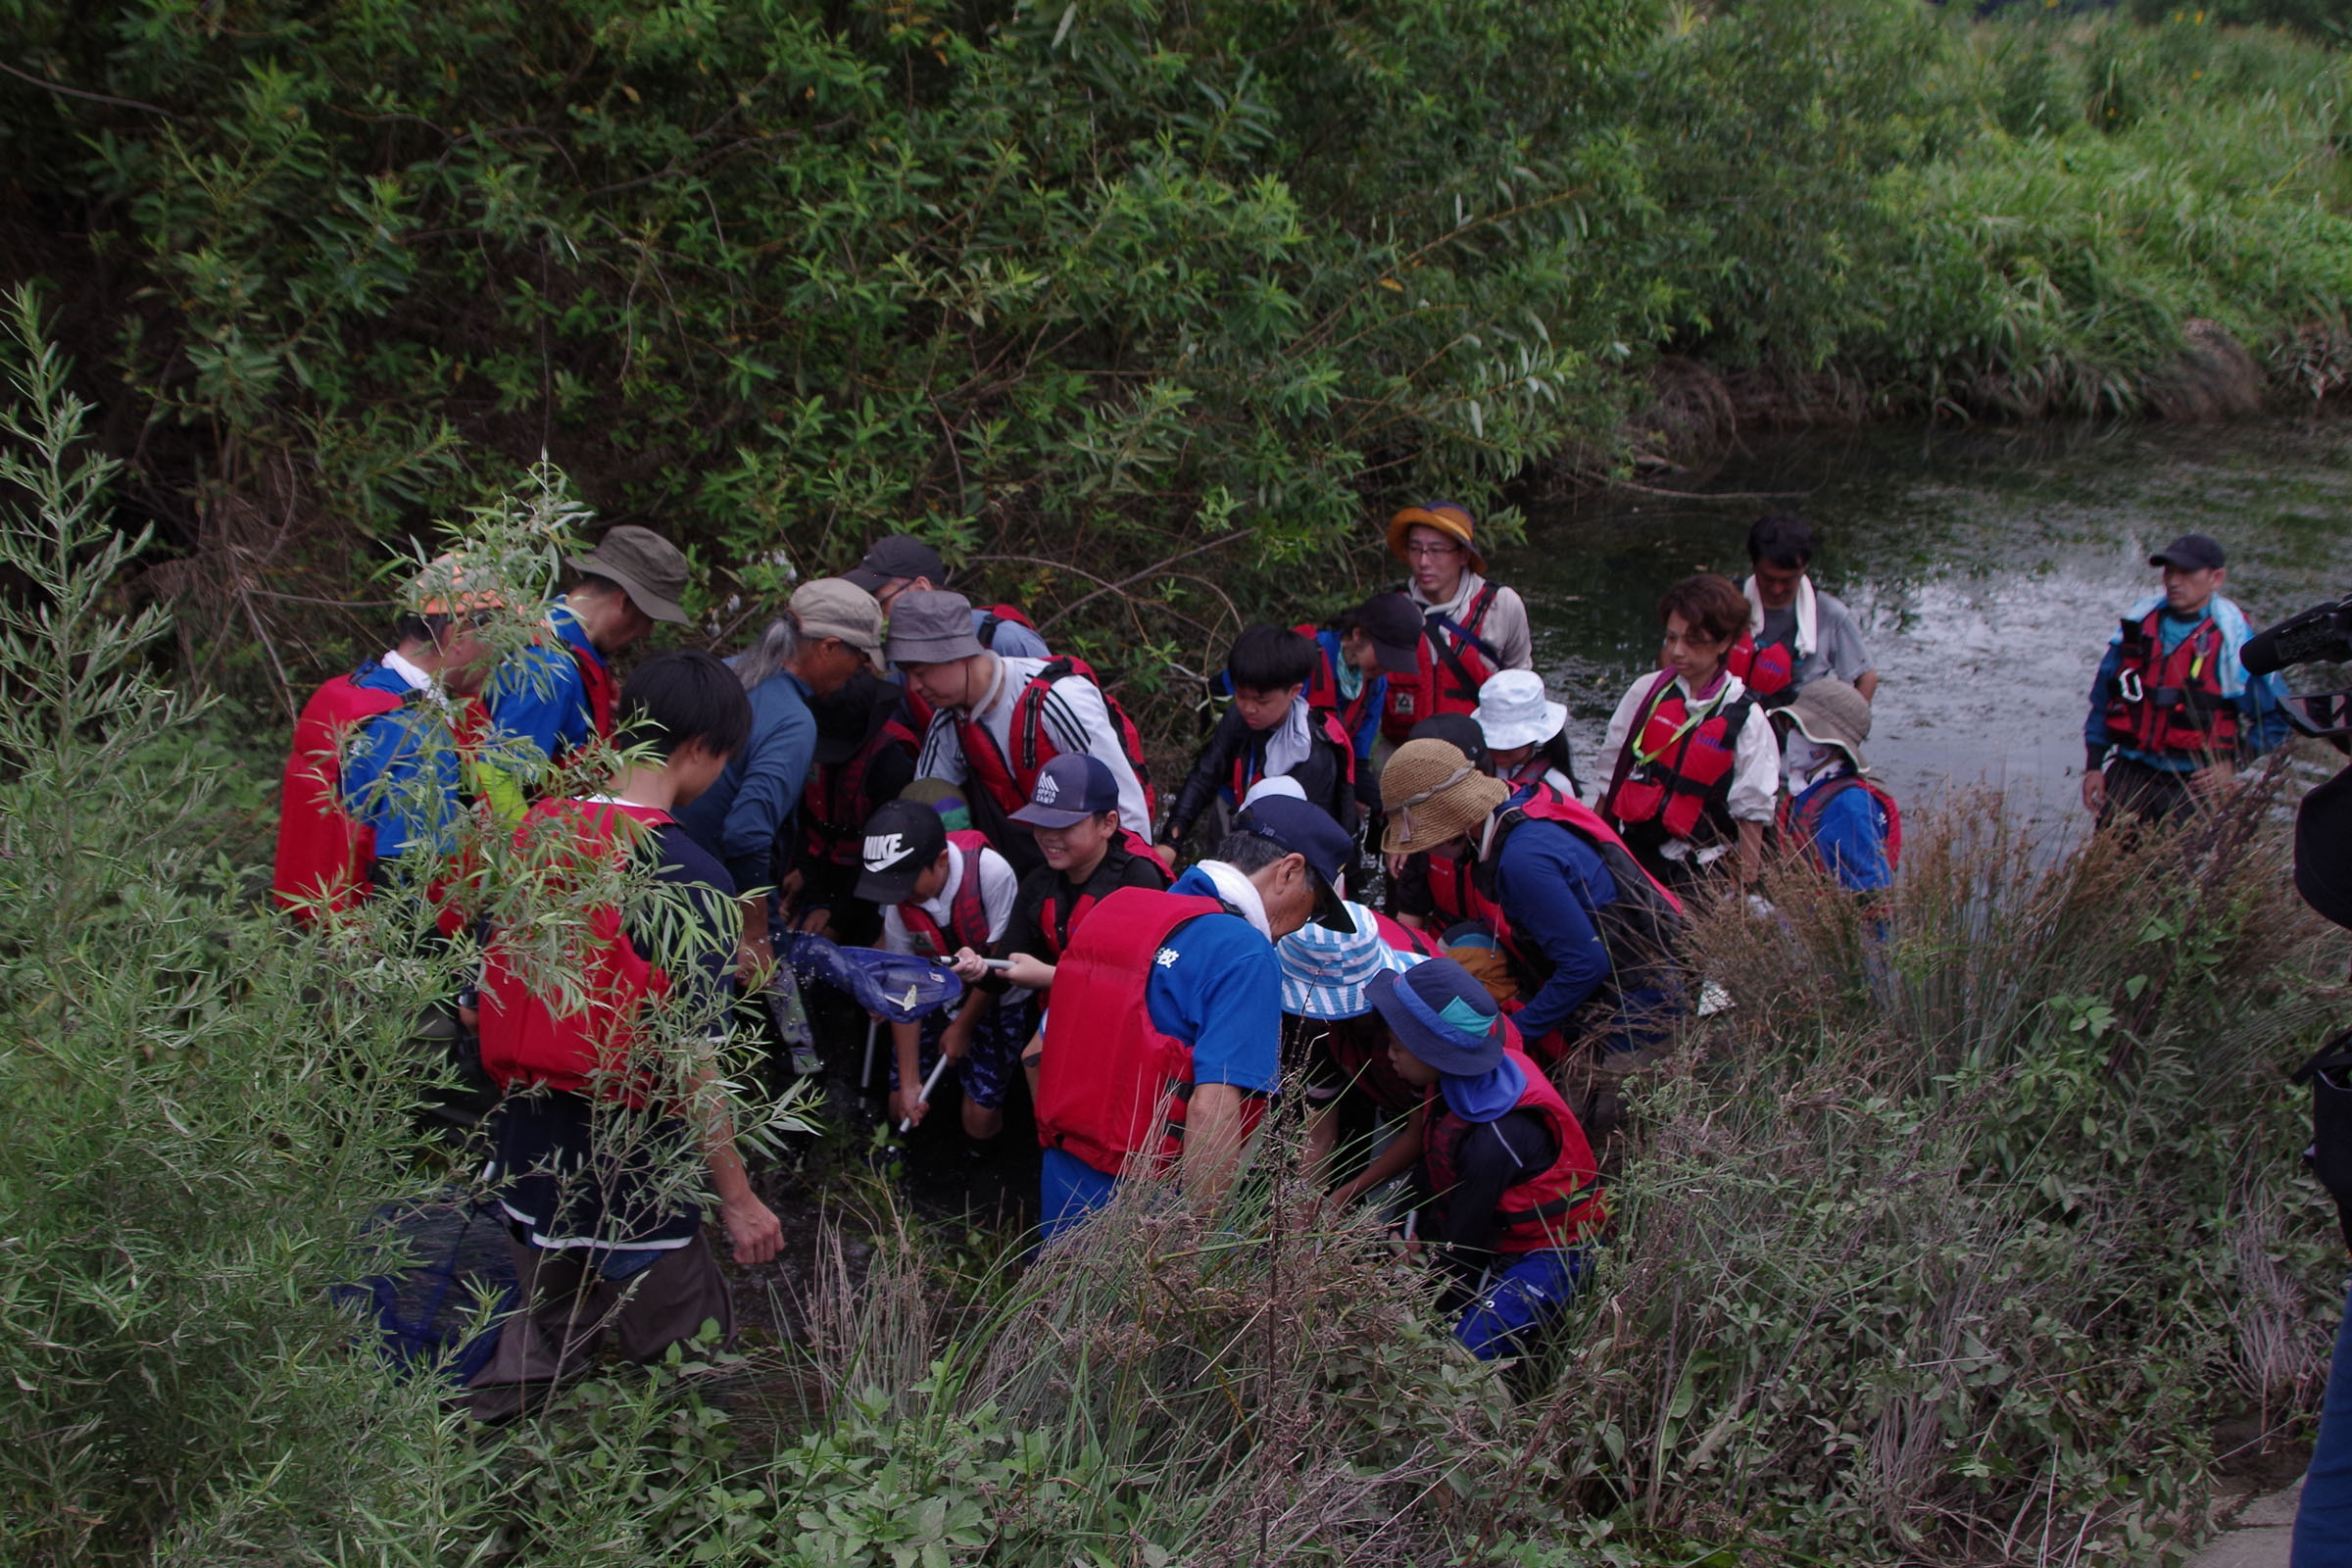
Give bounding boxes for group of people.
[270,499,2295,1414]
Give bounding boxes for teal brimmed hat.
[1369,956,1507,1075]
[1278,903,1425,1019]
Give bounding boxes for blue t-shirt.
[673,668,815,896]
[340,662,464,866]
[1490,815,1618,1042]
[1792,771,1892,894]
[484,604,605,765]
[1145,866,1284,1094]
[978,609,1050,659]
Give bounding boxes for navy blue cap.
[854,798,948,905]
[2149,533,2225,570]
[1010,754,1120,829]
[1235,796,1356,933]
[1368,957,1506,1076]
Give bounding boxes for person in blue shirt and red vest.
[1028,797,1358,1240]
[1380,502,1536,743]
[2082,532,2290,827]
[272,556,506,924]
[465,650,782,1421]
[1772,678,1898,897]
[483,524,695,776]
[1366,956,1607,1361]
[1380,738,1683,1078]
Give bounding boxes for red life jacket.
[804,712,921,868]
[272,672,409,921]
[954,656,1155,819]
[897,831,997,959]
[1298,624,1382,750]
[568,642,616,742]
[1726,630,1796,704]
[1035,846,1171,960]
[1603,672,1753,847]
[1034,887,1234,1178]
[1380,583,1503,743]
[1226,708,1359,808]
[1778,774,1903,873]
[2102,608,2242,760]
[1421,1044,1607,1254]
[1504,783,1686,917]
[476,802,675,1103]
[1372,907,1445,959]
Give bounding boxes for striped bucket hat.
[1278,901,1425,1020]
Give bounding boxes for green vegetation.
[0,293,2343,1566]
[2,1,2346,710]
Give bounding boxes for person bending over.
[1159,623,1358,858]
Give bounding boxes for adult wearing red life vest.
[794,672,919,943]
[1601,573,1782,893]
[845,533,1052,660]
[1031,797,1357,1240]
[1364,956,1606,1360]
[1383,740,1683,1070]
[272,556,506,923]
[466,650,781,1421]
[1730,514,1878,710]
[893,589,1155,877]
[2082,532,2292,827]
[483,524,695,774]
[1380,502,1535,744]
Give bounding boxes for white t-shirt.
[1599,669,1781,825]
[913,655,1152,829]
[880,839,1020,955]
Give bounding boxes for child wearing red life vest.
[1159,624,1359,857]
[858,797,1026,1145]
[1771,678,1899,897]
[1366,956,1606,1362]
[465,651,782,1422]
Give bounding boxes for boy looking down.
[466,650,782,1421]
[1159,623,1359,857]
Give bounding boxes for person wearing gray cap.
[675,579,885,997]
[843,534,1050,658]
[2082,532,2290,826]
[891,589,1155,876]
[1768,678,1896,896]
[484,523,695,768]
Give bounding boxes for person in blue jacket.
[484,524,695,772]
[675,580,885,966]
[1378,738,1679,1069]
[2082,533,2290,827]
[1770,678,1894,897]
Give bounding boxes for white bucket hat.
[1475,669,1567,753]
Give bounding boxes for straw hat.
[1380,738,1507,854]
[1386,501,1486,574]
[1781,677,1872,771]
[1475,669,1567,752]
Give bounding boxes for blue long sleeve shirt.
[2083,593,2291,772]
[1488,816,1618,1043]
[672,668,816,898]
[483,604,604,766]
[1788,771,1892,894]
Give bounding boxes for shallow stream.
[1505,416,2352,834]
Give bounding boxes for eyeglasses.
[1402,541,1462,559]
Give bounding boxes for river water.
[1505,416,2352,835]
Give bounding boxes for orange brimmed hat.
[414,554,508,614]
[1387,501,1484,574]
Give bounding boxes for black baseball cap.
[1010,753,1120,828]
[2149,533,2225,570]
[1235,796,1356,933]
[845,535,949,595]
[854,798,949,904]
[1351,591,1425,677]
